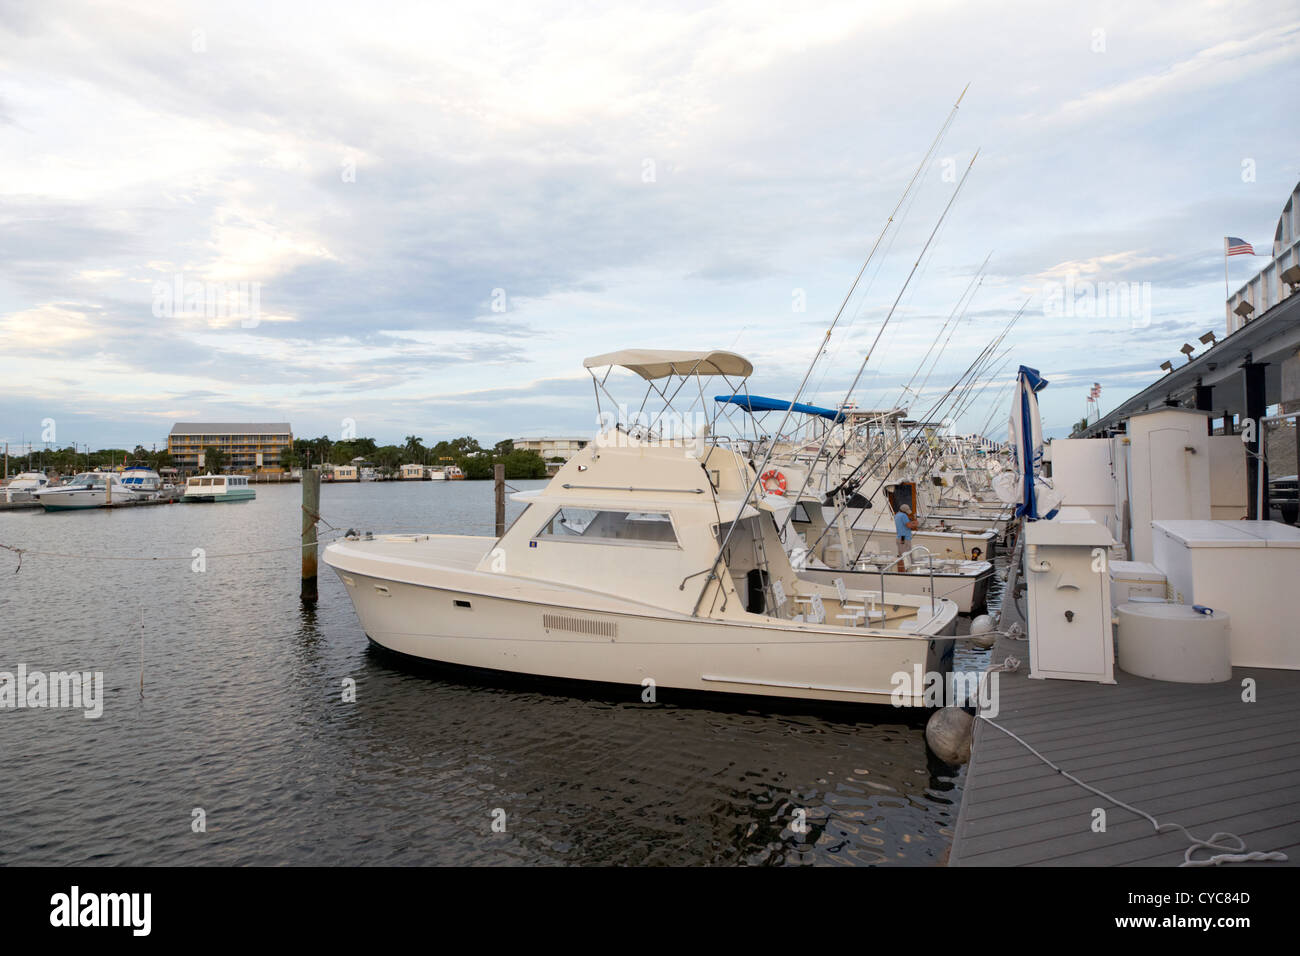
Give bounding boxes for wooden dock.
[950,557,1300,867]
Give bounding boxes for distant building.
[332,465,359,482]
[400,463,426,480]
[168,422,292,474]
[512,437,590,461]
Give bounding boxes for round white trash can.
[1116,603,1231,683]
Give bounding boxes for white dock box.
[1151,520,1300,670]
[1108,560,1168,610]
[1024,514,1116,684]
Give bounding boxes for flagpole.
[1223,237,1230,301]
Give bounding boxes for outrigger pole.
[689,84,973,618]
[774,146,982,534]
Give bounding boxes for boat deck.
[949,556,1300,867]
[337,533,494,570]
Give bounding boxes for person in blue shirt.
[894,503,918,570]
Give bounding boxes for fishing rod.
[773,146,981,534]
[916,349,1015,476]
[895,251,992,411]
[807,297,1026,539]
[949,349,1016,429]
[978,379,1019,441]
[822,297,1023,507]
[691,84,973,618]
[799,328,1011,562]
[841,345,1015,567]
[904,294,1027,455]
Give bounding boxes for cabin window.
[791,502,813,524]
[536,507,678,547]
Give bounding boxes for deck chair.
[833,577,866,626]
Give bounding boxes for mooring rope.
[0,529,347,568]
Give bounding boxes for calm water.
[0,481,993,866]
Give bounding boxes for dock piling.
[494,463,505,538]
[302,465,320,602]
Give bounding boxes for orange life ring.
[761,469,788,495]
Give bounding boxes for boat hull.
[328,564,954,707]
[181,489,256,502]
[34,489,137,510]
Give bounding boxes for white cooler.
[1116,603,1231,683]
[1108,560,1168,611]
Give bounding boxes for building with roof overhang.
[168,422,293,474]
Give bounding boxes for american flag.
[1090,383,1101,399]
[1225,237,1256,256]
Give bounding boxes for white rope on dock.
[975,525,1284,865]
[974,690,1288,867]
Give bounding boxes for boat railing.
[900,545,937,613]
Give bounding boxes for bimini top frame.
[584,348,756,444]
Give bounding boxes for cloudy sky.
[2,0,1298,452]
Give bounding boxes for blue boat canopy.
[714,394,844,422]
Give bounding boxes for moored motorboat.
[181,474,256,502]
[3,471,51,502]
[120,463,163,498]
[325,350,958,707]
[32,472,139,510]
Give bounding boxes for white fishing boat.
[32,471,140,510]
[3,471,51,502]
[775,493,995,614]
[181,474,256,502]
[325,350,958,707]
[120,463,163,497]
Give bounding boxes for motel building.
[168,422,292,475]
[512,436,591,474]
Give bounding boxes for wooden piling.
[302,465,320,602]
[494,463,506,538]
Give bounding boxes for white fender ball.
[925,706,974,765]
[968,614,996,649]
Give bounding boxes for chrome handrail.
[900,545,937,613]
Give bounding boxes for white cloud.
[0,0,1296,446]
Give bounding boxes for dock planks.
[949,555,1299,867]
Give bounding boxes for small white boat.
[181,474,256,502]
[120,464,163,497]
[3,471,51,502]
[32,472,139,510]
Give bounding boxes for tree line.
[279,435,550,480]
[4,444,174,475]
[4,436,552,481]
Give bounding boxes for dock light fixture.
[1281,264,1300,292]
[1233,300,1255,319]
[1199,331,1217,346]
[1180,343,1196,362]
[1160,360,1174,373]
